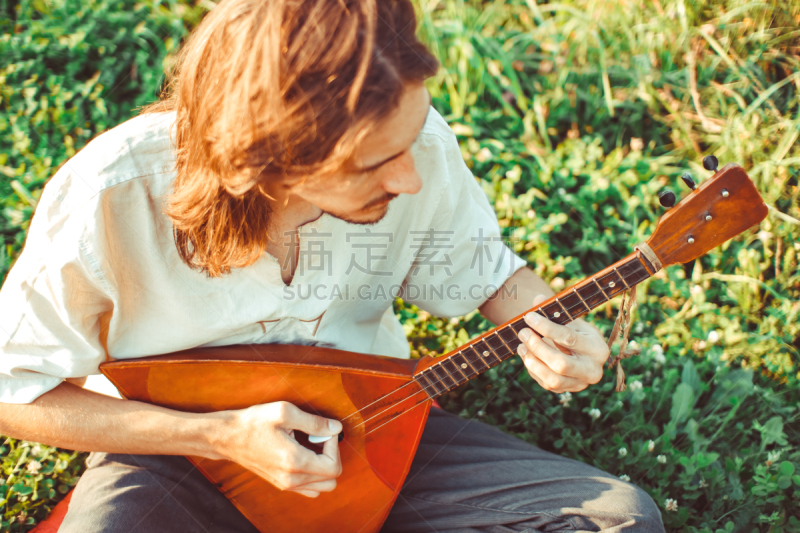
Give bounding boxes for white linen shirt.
[0,106,526,404]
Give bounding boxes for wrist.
[186,410,238,461]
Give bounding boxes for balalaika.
[101,161,768,532]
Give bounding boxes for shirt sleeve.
[0,167,114,404]
[403,128,527,318]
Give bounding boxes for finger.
[320,431,343,477]
[532,294,548,306]
[518,327,583,379]
[272,402,343,438]
[517,341,589,392]
[294,478,337,493]
[277,435,342,479]
[521,328,603,384]
[293,489,321,498]
[531,296,569,354]
[523,312,595,355]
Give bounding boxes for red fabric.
[30,490,72,533]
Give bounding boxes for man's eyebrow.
[356,92,432,173]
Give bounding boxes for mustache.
[362,192,398,210]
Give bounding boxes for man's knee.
[601,480,665,532]
[566,476,665,532]
[627,484,665,531]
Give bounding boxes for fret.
[463,345,491,372]
[613,266,631,289]
[417,371,442,397]
[580,281,607,309]
[472,339,502,364]
[573,287,591,313]
[430,364,456,390]
[484,333,511,360]
[592,277,611,300]
[498,324,521,346]
[554,297,573,321]
[441,357,467,383]
[452,351,478,378]
[492,331,515,359]
[597,270,626,300]
[541,302,564,322]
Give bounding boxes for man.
[0,0,664,531]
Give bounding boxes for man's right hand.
[213,401,343,498]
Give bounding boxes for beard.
[324,193,397,225]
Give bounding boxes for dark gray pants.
[60,408,664,532]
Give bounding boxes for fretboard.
[414,249,658,398]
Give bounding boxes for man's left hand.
[516,295,610,393]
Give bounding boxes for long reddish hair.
[142,0,438,277]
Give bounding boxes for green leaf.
[697,452,720,469]
[681,359,700,393]
[779,461,795,476]
[670,383,695,425]
[11,484,32,496]
[753,417,788,449]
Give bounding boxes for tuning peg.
[681,172,697,191]
[658,189,676,208]
[703,155,719,172]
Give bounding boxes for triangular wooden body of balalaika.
[100,344,432,533]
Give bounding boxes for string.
[340,260,650,428]
[415,261,651,395]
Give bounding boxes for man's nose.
[381,151,422,196]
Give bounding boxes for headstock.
[646,161,768,267]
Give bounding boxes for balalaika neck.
[414,247,660,398]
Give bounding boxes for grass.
[1,0,799,530]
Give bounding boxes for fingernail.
[526,312,541,326]
[518,343,527,355]
[519,329,531,342]
[329,420,342,433]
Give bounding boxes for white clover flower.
[657,454,667,464]
[26,461,41,474]
[651,344,666,365]
[767,450,781,464]
[630,380,643,392]
[558,391,572,407]
[618,447,628,458]
[647,440,655,452]
[589,408,601,420]
[707,330,720,344]
[651,344,663,355]
[30,445,42,457]
[665,498,678,512]
[628,340,638,349]
[619,474,631,482]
